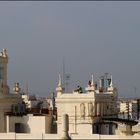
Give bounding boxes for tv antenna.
[62,58,70,92]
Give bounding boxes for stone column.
[6,115,9,133]
[61,114,71,140]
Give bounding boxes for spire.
[107,75,115,93]
[58,74,62,87]
[56,74,63,94]
[3,49,7,57]
[91,74,94,86]
[110,75,113,87]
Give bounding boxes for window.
[15,123,24,133]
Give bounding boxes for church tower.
[0,49,9,94]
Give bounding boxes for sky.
[0,1,140,98]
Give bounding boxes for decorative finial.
[58,74,62,87]
[13,82,21,94]
[91,74,94,86]
[85,75,95,92]
[56,74,63,94]
[110,75,113,87]
[3,49,7,57]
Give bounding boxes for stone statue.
[74,85,83,93]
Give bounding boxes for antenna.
[134,87,137,97]
[65,73,70,92]
[26,81,29,95]
[62,58,70,92]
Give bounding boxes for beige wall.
[8,115,52,134]
[56,90,117,135]
[0,97,21,133]
[56,93,96,135]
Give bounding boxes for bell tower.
[0,49,9,94]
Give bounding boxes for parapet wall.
[0,133,140,139]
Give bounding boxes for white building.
[55,74,118,135]
[118,99,139,120]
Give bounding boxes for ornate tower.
[0,49,9,94]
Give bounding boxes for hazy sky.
[0,2,140,98]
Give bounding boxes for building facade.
[56,74,118,135]
[0,49,139,139]
[118,99,139,120]
[0,49,22,132]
